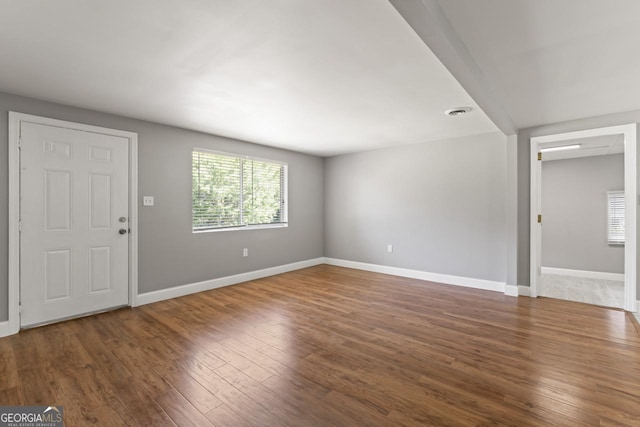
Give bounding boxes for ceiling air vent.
[444,107,472,116]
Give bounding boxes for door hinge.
[537,214,542,223]
[18,220,22,232]
[17,138,22,151]
[537,152,542,161]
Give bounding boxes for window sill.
[193,223,288,234]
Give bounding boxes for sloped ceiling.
[415,0,640,130]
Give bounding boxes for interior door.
[20,122,129,327]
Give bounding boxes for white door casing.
[531,150,542,298]
[529,124,637,311]
[6,112,138,335]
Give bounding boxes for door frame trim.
[529,123,636,311]
[7,112,139,336]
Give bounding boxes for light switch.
[143,196,154,206]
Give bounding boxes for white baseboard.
[0,321,10,338]
[137,258,324,306]
[541,267,624,282]
[518,286,531,297]
[504,285,518,297]
[324,258,506,294]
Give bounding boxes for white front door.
[20,122,130,327]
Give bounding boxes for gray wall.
[541,154,624,273]
[325,132,507,283]
[0,91,325,321]
[517,111,640,297]
[505,135,518,288]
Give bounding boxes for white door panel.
[20,122,129,327]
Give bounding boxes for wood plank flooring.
[1,265,639,426]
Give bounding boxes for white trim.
[129,134,139,307]
[624,125,637,312]
[518,286,531,297]
[7,113,20,337]
[541,267,624,282]
[530,134,542,297]
[636,300,639,313]
[324,258,506,293]
[504,285,518,297]
[530,124,637,312]
[6,112,139,336]
[193,147,288,166]
[0,321,11,338]
[136,258,325,306]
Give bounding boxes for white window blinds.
[607,191,624,245]
[192,150,287,231]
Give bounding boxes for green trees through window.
[192,150,287,231]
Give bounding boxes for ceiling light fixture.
[540,144,581,153]
[444,107,472,116]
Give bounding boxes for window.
[607,191,624,245]
[192,149,287,231]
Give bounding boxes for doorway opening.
[530,124,636,311]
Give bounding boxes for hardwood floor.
[1,265,639,426]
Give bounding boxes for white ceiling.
[0,0,498,156]
[434,0,640,130]
[3,1,640,156]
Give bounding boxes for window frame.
[192,148,288,233]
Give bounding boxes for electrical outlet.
[387,244,393,253]
[143,196,154,206]
[243,248,248,257]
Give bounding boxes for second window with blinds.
[192,149,288,232]
[607,190,624,245]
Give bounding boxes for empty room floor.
[1,265,639,426]
[539,274,625,308]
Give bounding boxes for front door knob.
[119,228,128,235]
